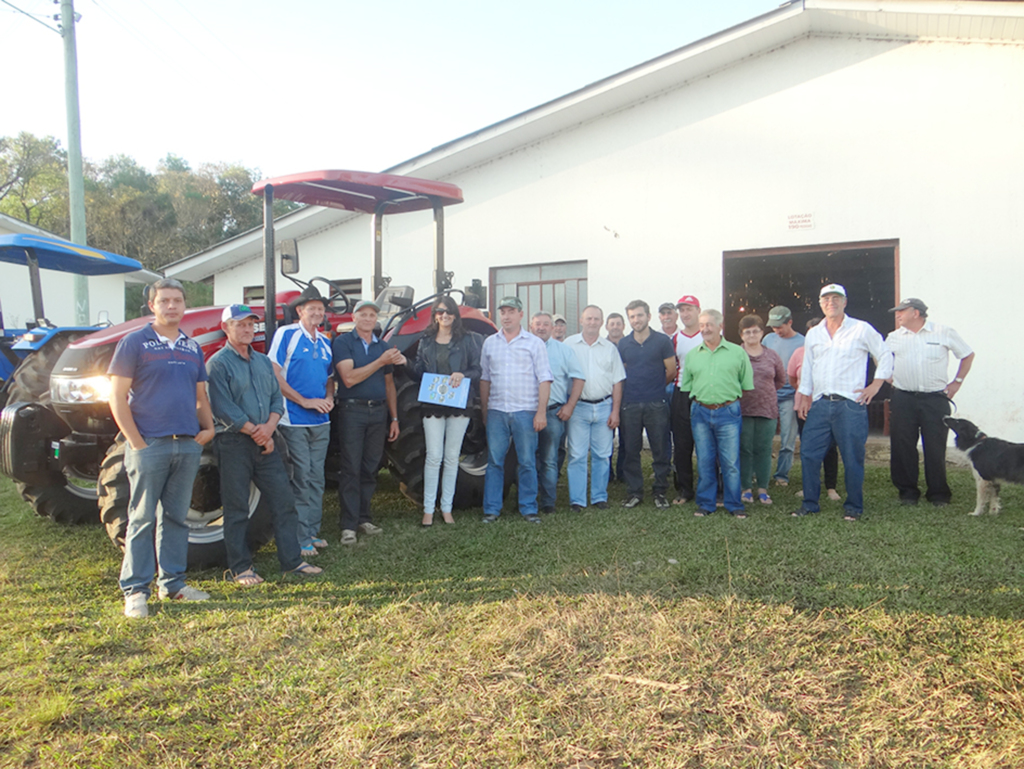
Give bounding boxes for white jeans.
[422,415,471,514]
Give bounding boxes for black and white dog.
[943,416,1024,515]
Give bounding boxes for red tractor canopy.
[251,170,464,342]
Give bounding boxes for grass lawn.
[2,458,1024,767]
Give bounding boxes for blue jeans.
[537,408,567,508]
[620,400,671,499]
[690,400,743,513]
[216,432,303,575]
[278,423,330,549]
[119,436,203,598]
[567,399,614,506]
[483,409,539,517]
[422,415,471,514]
[799,397,868,517]
[774,398,798,482]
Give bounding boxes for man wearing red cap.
[670,295,703,504]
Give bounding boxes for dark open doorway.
[722,239,899,433]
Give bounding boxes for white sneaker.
[124,592,148,618]
[159,585,210,601]
[341,529,357,545]
[357,522,382,536]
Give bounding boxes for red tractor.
[0,171,497,567]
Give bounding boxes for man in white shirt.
[793,284,894,521]
[885,297,974,507]
[670,295,703,504]
[565,305,626,510]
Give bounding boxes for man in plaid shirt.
[480,296,553,524]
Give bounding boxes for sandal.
[300,544,318,558]
[312,538,329,549]
[421,513,434,528]
[441,512,455,524]
[225,568,264,587]
[758,492,772,505]
[741,490,754,503]
[287,562,322,576]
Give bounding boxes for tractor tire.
[6,331,99,525]
[98,434,275,570]
[384,366,492,509]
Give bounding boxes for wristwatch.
[954,377,964,383]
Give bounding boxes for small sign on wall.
[787,212,815,230]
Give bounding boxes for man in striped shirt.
[269,286,335,556]
[885,297,974,507]
[480,296,553,524]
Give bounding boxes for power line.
[0,0,60,33]
[133,0,219,66]
[87,0,180,72]
[168,0,248,69]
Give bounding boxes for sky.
[2,0,776,180]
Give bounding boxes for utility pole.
[59,0,90,325]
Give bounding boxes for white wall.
[207,34,1023,436]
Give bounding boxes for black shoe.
[931,500,949,508]
[694,509,713,517]
[540,506,555,514]
[622,495,642,509]
[791,508,817,517]
[654,494,669,509]
[523,514,542,524]
[570,504,584,513]
[481,514,499,523]
[593,501,608,510]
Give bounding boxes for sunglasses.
[434,308,456,316]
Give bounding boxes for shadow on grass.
[3,462,1023,621]
[243,463,1024,620]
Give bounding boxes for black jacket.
[407,330,483,386]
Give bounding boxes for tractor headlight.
[50,375,113,404]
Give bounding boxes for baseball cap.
[890,298,928,313]
[498,296,523,311]
[766,306,792,327]
[352,299,381,313]
[553,314,566,324]
[676,295,700,308]
[221,304,259,323]
[658,302,676,314]
[819,283,847,298]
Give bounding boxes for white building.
[0,213,156,329]
[166,0,1024,436]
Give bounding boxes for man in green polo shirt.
[680,309,754,517]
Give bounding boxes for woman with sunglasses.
[407,295,483,526]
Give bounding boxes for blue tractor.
[0,234,145,522]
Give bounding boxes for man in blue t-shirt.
[107,279,216,618]
[617,300,677,509]
[332,299,406,545]
[269,286,335,556]
[762,305,805,486]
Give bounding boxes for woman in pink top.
[738,315,786,504]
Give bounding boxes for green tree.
[0,132,70,234]
[1,133,300,270]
